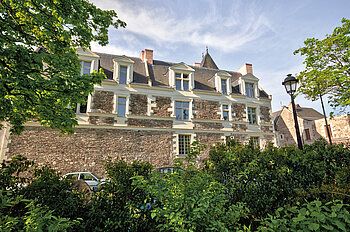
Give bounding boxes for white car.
[63,172,106,189]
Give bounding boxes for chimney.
[193,62,200,67]
[237,63,253,75]
[141,49,153,64]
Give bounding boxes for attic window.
[80,61,91,75]
[175,73,189,91]
[245,83,255,98]
[221,79,227,94]
[119,66,127,84]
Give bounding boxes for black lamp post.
[282,74,303,150]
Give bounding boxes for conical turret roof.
[200,48,218,69]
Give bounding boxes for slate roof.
[295,106,324,120]
[94,52,268,98]
[200,51,219,69]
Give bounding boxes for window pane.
[183,80,189,91]
[183,109,189,120]
[84,61,91,68]
[223,111,229,120]
[246,83,254,97]
[175,101,182,108]
[179,135,190,155]
[175,73,181,79]
[79,102,87,113]
[119,66,127,84]
[175,79,181,90]
[183,102,189,108]
[83,68,90,75]
[118,97,126,117]
[183,74,189,79]
[175,108,182,120]
[221,79,227,94]
[223,105,228,110]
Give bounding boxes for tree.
[0,0,126,134]
[294,18,350,111]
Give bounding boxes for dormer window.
[80,61,91,75]
[169,62,195,91]
[175,73,189,91]
[113,56,134,84]
[221,79,227,94]
[119,66,127,84]
[215,71,232,94]
[245,83,255,98]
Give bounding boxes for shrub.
[258,200,350,232]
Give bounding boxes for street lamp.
[282,74,303,150]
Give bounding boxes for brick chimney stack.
[141,49,153,64]
[237,63,253,75]
[193,62,200,67]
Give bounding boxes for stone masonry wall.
[128,118,172,128]
[232,103,246,121]
[91,91,114,114]
[129,94,148,115]
[7,127,173,177]
[193,100,220,120]
[260,106,271,123]
[196,132,223,161]
[193,122,223,130]
[89,116,115,125]
[151,96,172,117]
[232,123,247,132]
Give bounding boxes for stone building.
[273,103,350,146]
[0,48,274,176]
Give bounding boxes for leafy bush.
[85,158,155,232]
[205,138,350,228]
[0,190,79,232]
[133,142,250,232]
[258,200,350,232]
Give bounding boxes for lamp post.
[282,74,303,150]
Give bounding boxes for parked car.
[63,172,106,190]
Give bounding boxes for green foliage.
[133,141,250,232]
[258,200,350,232]
[0,190,79,232]
[205,138,350,225]
[0,0,126,134]
[85,158,155,232]
[294,18,350,110]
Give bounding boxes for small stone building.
[0,48,274,177]
[273,103,350,146]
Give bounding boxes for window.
[247,107,257,124]
[175,101,189,120]
[80,61,91,76]
[179,135,190,155]
[175,73,189,91]
[305,129,311,140]
[245,83,255,98]
[117,97,127,117]
[222,104,229,121]
[119,66,127,84]
[280,134,284,140]
[72,98,87,114]
[250,137,260,146]
[221,79,227,94]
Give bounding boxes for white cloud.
[91,42,139,57]
[91,0,274,52]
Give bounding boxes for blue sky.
[90,0,350,115]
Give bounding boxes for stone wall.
[91,91,114,113]
[89,116,115,125]
[7,127,173,177]
[193,100,220,120]
[260,106,271,123]
[196,132,223,161]
[232,103,246,121]
[232,123,247,131]
[193,122,223,130]
[127,118,172,128]
[315,114,350,143]
[151,96,172,117]
[129,94,148,115]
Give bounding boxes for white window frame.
[175,73,190,91]
[247,107,257,124]
[222,104,230,121]
[215,71,232,94]
[113,56,134,84]
[250,136,260,146]
[169,63,195,91]
[245,82,255,98]
[80,60,92,76]
[174,100,191,120]
[175,134,195,156]
[114,95,129,117]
